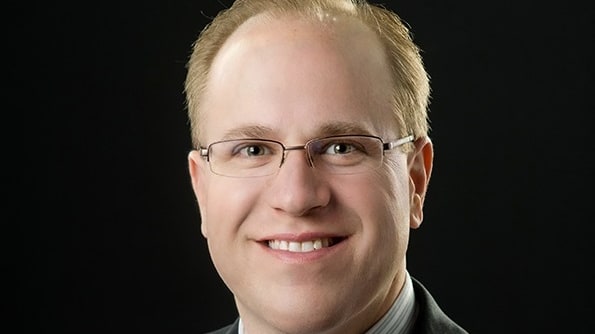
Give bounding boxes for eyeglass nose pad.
[304,149,315,168]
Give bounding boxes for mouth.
[267,237,345,253]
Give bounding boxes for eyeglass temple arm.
[382,135,415,151]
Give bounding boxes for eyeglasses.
[198,134,414,178]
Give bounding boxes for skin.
[188,13,433,334]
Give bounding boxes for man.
[185,0,467,333]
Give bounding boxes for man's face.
[189,15,422,333]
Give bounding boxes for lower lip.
[259,239,346,264]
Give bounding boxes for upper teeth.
[268,238,331,252]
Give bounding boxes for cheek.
[356,161,411,243]
[380,155,411,209]
[202,179,264,282]
[202,179,264,235]
[333,166,411,283]
[335,161,410,230]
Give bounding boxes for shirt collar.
[364,271,417,334]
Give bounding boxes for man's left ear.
[407,136,434,229]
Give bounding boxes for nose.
[266,148,331,216]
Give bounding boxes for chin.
[241,289,359,334]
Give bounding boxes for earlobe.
[408,137,434,229]
[188,150,209,238]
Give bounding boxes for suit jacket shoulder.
[410,277,468,334]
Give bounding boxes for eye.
[324,142,358,155]
[230,141,277,158]
[242,144,266,156]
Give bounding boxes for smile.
[267,238,341,253]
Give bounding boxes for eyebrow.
[220,122,374,140]
[316,122,374,137]
[221,125,273,140]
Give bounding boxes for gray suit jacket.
[205,277,467,334]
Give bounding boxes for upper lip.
[258,232,348,242]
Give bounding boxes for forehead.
[200,13,396,142]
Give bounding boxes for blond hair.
[185,0,430,147]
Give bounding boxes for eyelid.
[230,139,280,156]
[323,144,357,155]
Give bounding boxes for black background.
[13,1,593,333]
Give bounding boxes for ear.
[407,136,434,229]
[188,150,209,238]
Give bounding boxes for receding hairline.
[185,0,431,148]
[228,4,369,40]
